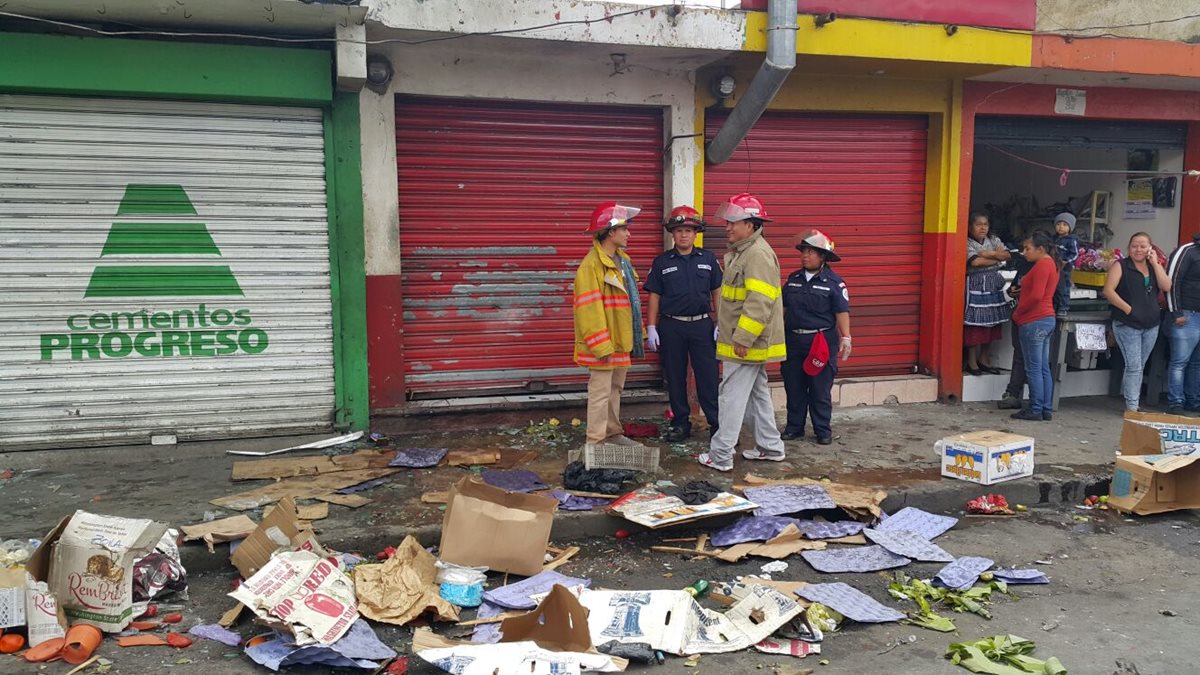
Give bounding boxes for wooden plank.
[542,546,579,572]
[650,546,725,559]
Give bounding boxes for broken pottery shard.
[743,484,836,517]
[710,515,798,547]
[481,469,548,494]
[933,556,995,590]
[796,583,904,623]
[992,568,1049,585]
[482,571,592,610]
[389,448,448,468]
[800,545,909,574]
[794,520,865,540]
[876,507,958,540]
[863,528,955,563]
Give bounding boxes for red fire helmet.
[713,193,772,224]
[586,202,640,235]
[664,205,706,231]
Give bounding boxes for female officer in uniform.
[779,230,852,445]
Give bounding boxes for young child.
[1053,212,1079,318]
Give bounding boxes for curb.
[179,471,1113,578]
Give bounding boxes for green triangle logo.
[85,184,244,298]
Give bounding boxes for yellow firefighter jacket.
[717,228,786,364]
[573,242,636,370]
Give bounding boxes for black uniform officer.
[645,206,722,442]
[780,229,852,445]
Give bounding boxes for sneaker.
[697,453,733,472]
[997,394,1023,410]
[607,434,642,447]
[1042,411,1053,421]
[741,448,786,462]
[1010,409,1043,421]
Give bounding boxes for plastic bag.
[435,561,487,608]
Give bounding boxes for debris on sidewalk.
[711,515,801,547]
[354,536,459,626]
[389,447,449,468]
[967,494,1014,515]
[1110,449,1200,515]
[800,545,909,573]
[245,618,396,671]
[622,422,659,438]
[181,514,257,553]
[230,449,395,481]
[863,528,954,563]
[795,520,866,540]
[229,550,359,645]
[436,561,488,607]
[212,467,399,511]
[548,489,613,511]
[937,431,1035,485]
[876,507,958,540]
[132,529,188,602]
[738,475,885,521]
[228,431,366,457]
[796,583,904,624]
[440,477,557,576]
[933,557,996,591]
[562,462,639,496]
[231,496,307,579]
[30,510,169,632]
[189,623,242,647]
[608,486,757,529]
[742,484,836,516]
[755,637,820,657]
[991,568,1050,585]
[482,469,549,493]
[946,634,1066,674]
[448,449,502,467]
[714,524,827,562]
[1121,410,1200,456]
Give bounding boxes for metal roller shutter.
[704,112,928,377]
[975,116,1187,149]
[0,95,335,450]
[395,97,663,397]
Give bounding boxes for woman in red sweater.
[1011,231,1060,421]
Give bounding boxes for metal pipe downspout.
[705,0,797,165]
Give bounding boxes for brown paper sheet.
[210,468,398,510]
[738,474,886,519]
[354,536,459,626]
[315,493,373,508]
[231,450,395,481]
[447,449,501,466]
[439,477,557,576]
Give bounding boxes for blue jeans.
[1112,322,1159,411]
[1019,317,1056,415]
[1167,310,1200,408]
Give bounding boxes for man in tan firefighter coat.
[573,202,645,450]
[698,193,787,472]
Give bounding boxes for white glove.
[713,326,719,342]
[839,336,852,362]
[647,325,660,352]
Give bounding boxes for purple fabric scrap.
[863,528,955,563]
[797,583,904,623]
[189,623,242,647]
[389,447,448,468]
[549,489,611,511]
[800,545,909,574]
[470,601,506,644]
[876,507,958,540]
[481,469,548,493]
[244,619,396,671]
[933,556,994,591]
[710,515,798,547]
[992,568,1049,585]
[795,519,865,540]
[482,570,592,610]
[743,484,836,516]
[336,476,393,494]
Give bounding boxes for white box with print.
[938,430,1034,485]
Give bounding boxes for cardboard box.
[30,511,168,632]
[1110,412,1200,515]
[938,431,1035,485]
[439,477,557,576]
[0,568,25,628]
[1121,411,1200,457]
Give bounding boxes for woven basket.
[568,443,660,472]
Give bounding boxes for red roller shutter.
[704,112,927,377]
[395,97,663,397]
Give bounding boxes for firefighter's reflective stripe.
[744,277,781,300]
[575,352,632,368]
[716,341,787,361]
[584,329,611,348]
[721,284,746,301]
[737,314,765,337]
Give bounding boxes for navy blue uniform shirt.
[783,266,850,331]
[644,247,723,317]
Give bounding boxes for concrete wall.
[971,145,1184,252]
[1037,0,1200,42]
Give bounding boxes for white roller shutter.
[0,95,335,450]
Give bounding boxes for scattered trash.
[1160,609,1178,617]
[743,484,836,516]
[483,570,591,610]
[877,635,917,655]
[761,561,789,574]
[562,462,639,496]
[795,520,866,540]
[440,477,557,576]
[388,448,448,468]
[228,431,365,457]
[937,431,1035,485]
[609,486,758,529]
[863,528,954,563]
[481,469,549,494]
[354,536,459,626]
[166,632,193,648]
[715,524,827,562]
[661,480,724,506]
[230,550,359,645]
[933,557,995,591]
[966,494,1014,515]
[436,561,488,608]
[740,475,885,521]
[132,529,188,602]
[756,637,821,657]
[796,583,904,623]
[245,618,397,671]
[711,516,800,547]
[0,632,24,652]
[801,546,909,574]
[991,569,1049,585]
[876,507,958,540]
[189,623,242,647]
[180,515,257,553]
[946,634,1065,674]
[337,475,394,495]
[622,422,659,438]
[117,634,170,647]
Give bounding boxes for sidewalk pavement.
[0,396,1128,576]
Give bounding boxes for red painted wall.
[739,0,1035,31]
[366,274,406,409]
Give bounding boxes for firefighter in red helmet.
[698,193,788,473]
[573,202,646,451]
[644,206,723,442]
